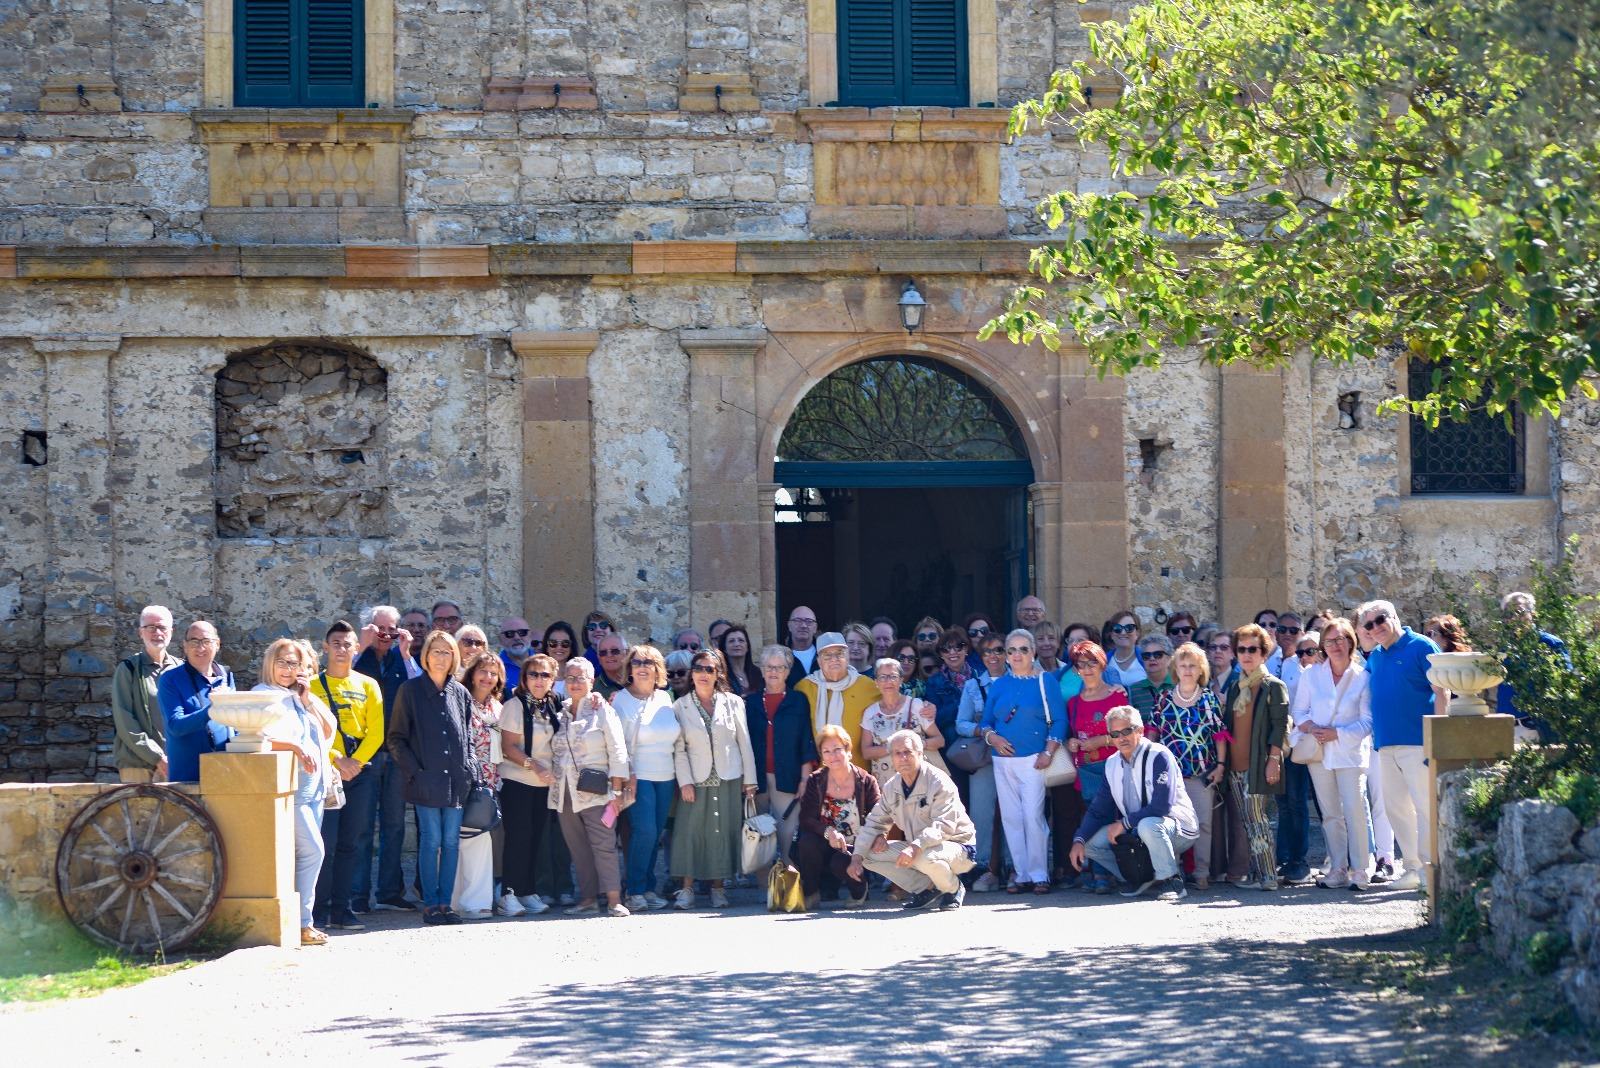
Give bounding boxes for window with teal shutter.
[236,0,365,107]
[837,0,968,107]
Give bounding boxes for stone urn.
[208,690,286,753]
[1426,651,1506,717]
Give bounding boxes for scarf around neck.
[1233,665,1268,724]
[808,668,861,736]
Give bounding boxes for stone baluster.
[317,143,339,206]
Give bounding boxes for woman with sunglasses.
[541,620,580,696]
[1289,618,1374,890]
[670,649,759,909]
[497,653,559,916]
[663,649,694,700]
[580,611,617,673]
[885,639,926,699]
[952,632,1004,891]
[861,657,945,787]
[911,617,945,658]
[979,629,1067,895]
[1220,623,1288,890]
[1165,612,1198,646]
[613,644,680,910]
[534,620,581,904]
[1105,611,1146,685]
[960,612,997,675]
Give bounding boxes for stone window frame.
[1393,353,1551,500]
[204,0,395,108]
[807,0,998,108]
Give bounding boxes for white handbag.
[741,794,779,874]
[1039,674,1078,788]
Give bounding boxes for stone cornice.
[796,106,1012,143]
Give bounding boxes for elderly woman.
[1033,621,1064,677]
[549,657,631,917]
[1291,618,1374,889]
[955,633,1006,891]
[542,620,580,695]
[664,648,694,700]
[671,649,760,909]
[980,629,1068,895]
[795,724,882,908]
[747,645,816,866]
[453,650,505,919]
[256,638,335,944]
[497,652,558,916]
[861,657,944,787]
[1151,642,1227,890]
[615,643,680,911]
[843,622,875,677]
[1106,611,1145,685]
[455,623,491,660]
[884,639,926,698]
[717,623,758,696]
[1221,623,1288,891]
[1063,639,1125,893]
[388,630,476,925]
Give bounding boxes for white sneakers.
[673,888,695,910]
[642,891,669,910]
[709,887,730,909]
[519,894,550,914]
[1389,868,1424,890]
[625,895,649,911]
[972,872,1000,893]
[495,893,526,916]
[1317,868,1351,890]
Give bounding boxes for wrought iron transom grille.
[778,357,1027,463]
[1408,362,1525,494]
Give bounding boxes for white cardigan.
[1288,660,1372,770]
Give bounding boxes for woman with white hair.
[549,656,631,917]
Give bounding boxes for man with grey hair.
[431,600,463,636]
[1360,598,1447,890]
[111,605,181,782]
[1496,591,1570,742]
[1071,705,1197,902]
[672,627,706,653]
[848,729,977,910]
[498,615,533,690]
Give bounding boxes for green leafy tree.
[983,0,1600,422]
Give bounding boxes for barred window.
[1408,362,1524,494]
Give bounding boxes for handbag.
[1039,674,1077,788]
[741,794,779,874]
[1291,664,1354,765]
[945,734,991,772]
[1110,831,1156,886]
[576,767,610,795]
[767,861,806,912]
[460,781,501,837]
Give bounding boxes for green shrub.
[1538,769,1600,827]
[1525,929,1571,977]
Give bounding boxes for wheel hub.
[119,849,159,889]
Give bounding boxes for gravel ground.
[2,878,1436,1066]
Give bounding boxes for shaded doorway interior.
[776,484,1028,631]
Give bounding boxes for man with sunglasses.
[1359,599,1447,891]
[592,634,628,698]
[1070,705,1198,902]
[498,616,533,690]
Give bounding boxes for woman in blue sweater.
[980,629,1068,894]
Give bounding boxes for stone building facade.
[0,0,1592,779]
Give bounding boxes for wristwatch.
[523,758,533,770]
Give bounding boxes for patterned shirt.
[1150,687,1225,780]
[468,698,502,790]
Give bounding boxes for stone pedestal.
[1424,714,1515,921]
[199,751,298,948]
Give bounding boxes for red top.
[763,691,782,775]
[1068,691,1123,766]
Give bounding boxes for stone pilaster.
[1218,365,1288,625]
[1028,481,1063,622]
[512,330,599,624]
[680,0,759,110]
[200,751,298,947]
[681,329,767,644]
[1056,346,1131,622]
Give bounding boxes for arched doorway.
[773,355,1035,630]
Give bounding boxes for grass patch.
[0,917,200,1005]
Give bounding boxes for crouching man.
[847,730,977,910]
[1070,705,1198,902]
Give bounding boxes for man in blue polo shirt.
[1359,599,1449,891]
[1494,591,1570,743]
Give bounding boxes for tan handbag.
[767,861,806,912]
[1039,674,1078,788]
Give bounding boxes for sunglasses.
[1108,727,1139,740]
[1275,624,1303,636]
[981,647,1005,657]
[1236,644,1263,655]
[1071,659,1099,668]
[915,632,939,642]
[666,669,688,679]
[598,648,623,656]
[528,671,553,680]
[460,638,487,648]
[690,664,718,675]
[629,657,654,668]
[939,644,968,653]
[967,627,991,637]
[1004,645,1032,655]
[545,638,572,648]
[528,639,544,648]
[1140,650,1169,661]
[1110,623,1138,634]
[1206,642,1231,652]
[585,622,610,631]
[1295,649,1319,659]
[1361,614,1389,631]
[502,629,530,639]
[896,652,918,662]
[678,642,703,651]
[1168,626,1193,636]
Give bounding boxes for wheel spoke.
[159,871,213,890]
[68,873,125,895]
[120,798,136,851]
[90,821,122,853]
[142,798,167,852]
[77,850,121,868]
[143,889,165,948]
[151,879,195,922]
[117,890,138,944]
[150,817,194,856]
[87,882,127,921]
[157,845,211,864]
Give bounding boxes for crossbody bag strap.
[1039,673,1051,727]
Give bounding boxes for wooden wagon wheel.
[55,784,226,955]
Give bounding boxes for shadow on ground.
[318,928,1449,1067]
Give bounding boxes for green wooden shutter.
[236,0,364,107]
[837,0,968,107]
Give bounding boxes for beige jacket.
[548,693,629,813]
[671,691,759,788]
[854,760,976,856]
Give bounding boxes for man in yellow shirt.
[795,632,878,772]
[310,620,385,930]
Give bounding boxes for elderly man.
[156,621,236,783]
[848,730,977,909]
[1016,595,1047,632]
[593,632,627,697]
[868,617,897,659]
[795,632,879,771]
[1071,705,1198,902]
[672,627,706,653]
[400,608,431,649]
[353,605,420,913]
[1361,599,1447,891]
[111,605,182,782]
[431,600,463,636]
[498,616,533,689]
[1496,591,1570,742]
[785,605,820,687]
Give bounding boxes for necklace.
[1171,683,1201,706]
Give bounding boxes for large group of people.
[105,588,1554,946]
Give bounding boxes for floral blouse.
[863,696,936,786]
[1151,687,1225,780]
[820,795,860,845]
[468,697,501,790]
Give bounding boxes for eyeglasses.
[629,657,654,668]
[690,664,718,675]
[1206,642,1231,652]
[528,671,554,680]
[1295,649,1319,659]
[1275,624,1303,636]
[666,669,688,679]
[1071,658,1100,668]
[1004,645,1032,655]
[915,631,939,643]
[184,637,218,646]
[1236,644,1263,655]
[502,629,530,639]
[818,650,847,661]
[1140,650,1169,661]
[1168,626,1193,636]
[878,671,902,680]
[1324,634,1352,646]
[1107,727,1139,739]
[460,638,487,648]
[1110,623,1138,635]
[545,638,572,649]
[139,624,171,633]
[585,622,610,632]
[967,627,991,637]
[433,615,461,626]
[565,674,590,683]
[788,616,816,626]
[1361,614,1389,631]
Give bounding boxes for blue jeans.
[293,799,326,927]
[316,764,380,913]
[1083,817,1195,884]
[1275,759,1311,871]
[353,751,408,903]
[626,779,676,896]
[415,805,464,908]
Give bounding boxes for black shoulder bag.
[1109,747,1157,886]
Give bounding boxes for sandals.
[1006,880,1032,895]
[1032,882,1052,895]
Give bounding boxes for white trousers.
[994,755,1050,884]
[452,829,496,912]
[1308,763,1371,874]
[1376,745,1430,871]
[1366,758,1395,861]
[861,840,975,894]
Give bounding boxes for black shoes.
[328,910,366,931]
[375,895,417,911]
[902,888,942,910]
[938,884,967,910]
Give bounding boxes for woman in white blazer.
[1288,617,1374,889]
[669,648,759,910]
